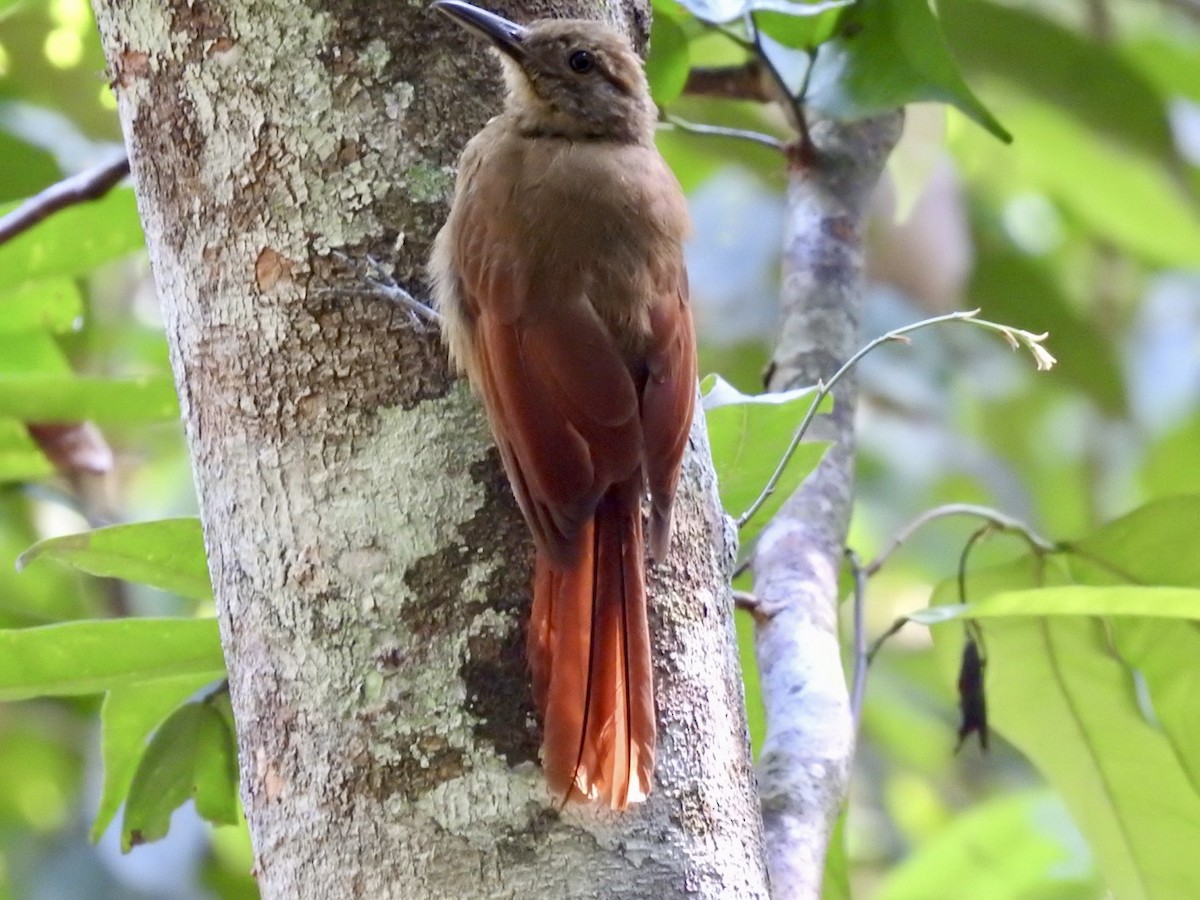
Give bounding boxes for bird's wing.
[641,256,696,560]
[451,163,643,565]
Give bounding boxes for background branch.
[0,154,129,245]
[751,111,903,900]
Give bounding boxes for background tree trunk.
[89,1,768,896]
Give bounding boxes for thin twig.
[736,309,1055,531]
[846,548,868,733]
[683,62,772,102]
[738,310,971,529]
[732,589,761,615]
[866,616,909,664]
[864,503,1056,577]
[660,115,785,152]
[0,155,131,246]
[957,524,994,606]
[745,12,808,142]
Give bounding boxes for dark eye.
[568,49,594,73]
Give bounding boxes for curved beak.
[431,0,529,61]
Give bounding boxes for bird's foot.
[332,251,443,327]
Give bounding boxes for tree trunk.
[753,114,903,900]
[90,1,768,896]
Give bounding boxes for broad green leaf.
[1124,37,1200,104]
[0,373,179,423]
[876,790,1098,900]
[18,517,212,602]
[0,331,70,374]
[941,0,1175,164]
[1143,419,1200,501]
[757,5,843,50]
[193,691,239,825]
[0,278,83,333]
[1003,101,1200,269]
[701,374,831,546]
[647,13,690,106]
[928,559,1200,900]
[1110,619,1200,798]
[1067,495,1200,589]
[0,187,143,292]
[0,132,59,203]
[122,700,239,851]
[912,585,1200,626]
[0,417,53,483]
[0,618,225,701]
[92,674,218,841]
[804,0,1010,142]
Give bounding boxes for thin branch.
[737,309,1056,532]
[733,589,762,617]
[683,62,772,102]
[659,115,785,152]
[0,155,130,246]
[846,548,868,733]
[744,12,807,139]
[864,503,1056,577]
[866,615,909,664]
[957,524,994,606]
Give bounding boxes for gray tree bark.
[753,113,903,900]
[90,1,768,896]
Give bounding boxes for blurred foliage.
[0,0,1198,897]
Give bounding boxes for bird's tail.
[528,484,655,809]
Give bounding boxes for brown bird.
[429,0,696,809]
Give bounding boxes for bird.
[428,0,696,809]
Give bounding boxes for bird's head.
[432,0,657,143]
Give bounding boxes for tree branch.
[683,62,773,102]
[751,112,903,900]
[0,154,130,245]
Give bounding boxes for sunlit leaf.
[941,0,1175,165]
[0,618,225,701]
[0,278,83,333]
[668,0,848,28]
[0,417,53,483]
[911,585,1200,625]
[0,187,143,292]
[0,373,179,423]
[927,557,1200,900]
[1067,495,1200,589]
[876,790,1099,900]
[92,674,218,841]
[18,517,212,602]
[647,12,691,106]
[804,0,1010,142]
[701,373,831,546]
[122,699,239,851]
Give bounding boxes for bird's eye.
[568,49,595,73]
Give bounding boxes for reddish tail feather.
[528,483,655,809]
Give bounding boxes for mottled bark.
[89,0,767,897]
[753,113,903,900]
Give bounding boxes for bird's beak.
[431,0,529,62]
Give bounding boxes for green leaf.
[0,417,53,483]
[701,374,831,546]
[1067,495,1200,589]
[1110,619,1200,799]
[0,187,143,293]
[18,518,212,601]
[92,674,218,841]
[0,373,179,423]
[0,278,83,334]
[804,0,1010,142]
[670,0,849,27]
[928,559,1200,900]
[912,585,1200,626]
[941,0,1176,165]
[122,700,239,851]
[0,618,225,701]
[876,790,1098,900]
[999,101,1200,269]
[0,331,70,374]
[647,13,691,106]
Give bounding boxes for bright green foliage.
[803,0,1011,141]
[122,696,239,851]
[920,496,1200,900]
[646,11,690,106]
[0,618,225,701]
[878,790,1099,899]
[19,517,214,602]
[701,373,830,548]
